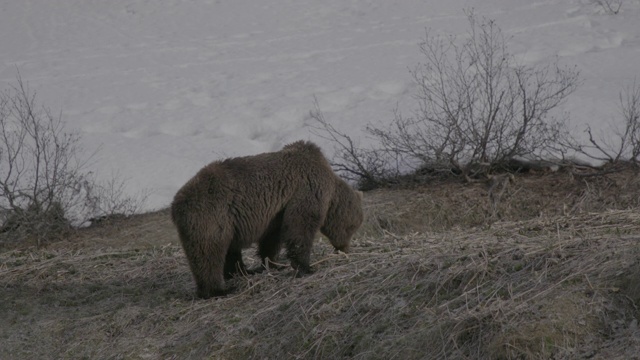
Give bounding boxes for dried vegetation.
[1,168,640,359]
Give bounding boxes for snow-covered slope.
[1,0,638,209]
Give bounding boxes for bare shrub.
[371,11,579,178]
[0,75,86,245]
[309,98,399,190]
[83,173,151,227]
[0,74,147,245]
[574,79,640,165]
[312,11,579,186]
[593,0,623,14]
[0,201,69,243]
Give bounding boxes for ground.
[2,169,640,359]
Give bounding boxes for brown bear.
[171,140,363,299]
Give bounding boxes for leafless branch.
[573,79,640,165]
[593,0,623,14]
[0,73,148,246]
[364,11,578,178]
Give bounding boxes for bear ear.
[356,190,363,200]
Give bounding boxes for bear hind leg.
[181,227,231,299]
[281,206,323,276]
[223,248,247,279]
[247,211,285,274]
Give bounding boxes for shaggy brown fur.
[171,141,363,299]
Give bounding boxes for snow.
[1,0,639,211]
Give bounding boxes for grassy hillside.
[2,168,640,359]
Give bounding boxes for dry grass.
[363,167,640,234]
[2,170,640,359]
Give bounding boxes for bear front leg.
[193,260,227,299]
[196,279,227,299]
